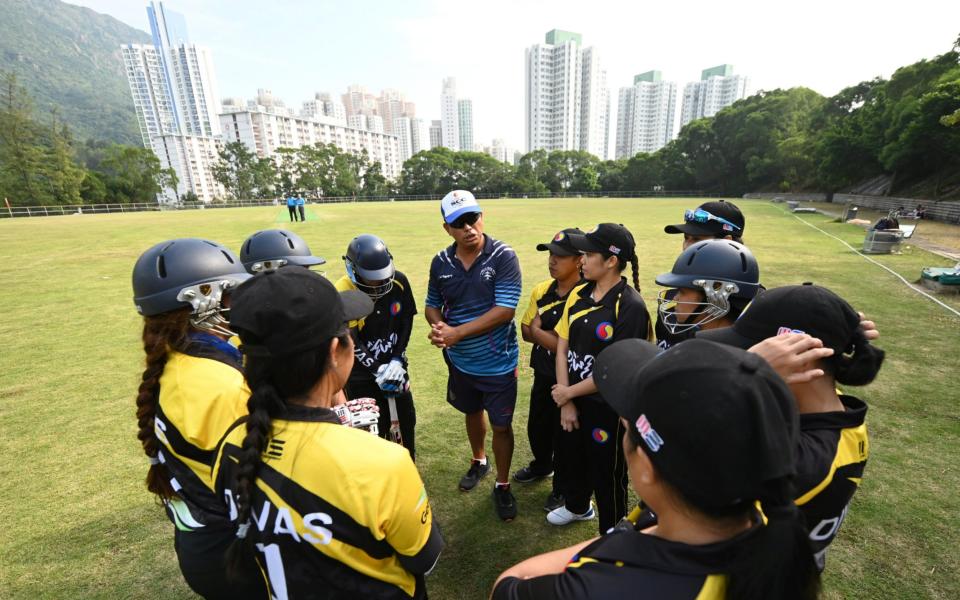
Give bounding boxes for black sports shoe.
[494,485,518,521]
[543,491,565,513]
[512,465,553,484]
[459,460,490,491]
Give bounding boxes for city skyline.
[70,0,960,152]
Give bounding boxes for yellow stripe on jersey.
[555,283,590,340]
[693,574,728,600]
[334,276,366,329]
[566,556,599,569]
[521,279,554,326]
[795,424,869,506]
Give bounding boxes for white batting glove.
[343,397,380,434]
[376,358,407,393]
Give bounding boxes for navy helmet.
[344,234,395,300]
[239,229,325,274]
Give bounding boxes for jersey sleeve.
[397,272,418,317]
[425,255,443,310]
[380,452,443,573]
[521,280,549,326]
[555,285,584,340]
[494,249,522,309]
[492,575,565,600]
[334,276,366,330]
[613,291,652,343]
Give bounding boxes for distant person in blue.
[426,190,523,522]
[296,194,306,221]
[286,194,298,222]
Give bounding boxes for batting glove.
[376,358,407,393]
[333,398,380,435]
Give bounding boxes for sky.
[71,0,960,153]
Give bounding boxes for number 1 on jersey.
[256,542,289,600]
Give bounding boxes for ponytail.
[833,329,885,386]
[629,256,641,294]
[724,480,821,600]
[136,309,190,500]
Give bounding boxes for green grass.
[1,198,958,599]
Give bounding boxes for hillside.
[0,0,150,145]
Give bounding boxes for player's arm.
[491,539,597,600]
[390,274,417,361]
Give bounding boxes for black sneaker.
[513,465,553,484]
[459,460,490,491]
[543,491,565,513]
[493,485,518,521]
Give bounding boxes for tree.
[42,111,85,204]
[0,72,49,205]
[361,161,389,196]
[622,153,664,191]
[212,141,259,200]
[96,144,163,203]
[157,167,179,202]
[399,148,457,195]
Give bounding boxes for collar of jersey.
[276,403,341,424]
[576,513,763,574]
[799,395,867,430]
[183,332,243,371]
[445,234,494,263]
[576,277,628,307]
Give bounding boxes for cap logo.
[595,322,614,341]
[591,428,610,444]
[390,301,402,316]
[722,223,733,231]
[608,245,621,255]
[553,232,565,242]
[635,414,664,452]
[777,326,805,336]
[450,197,465,206]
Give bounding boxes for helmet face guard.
[176,276,247,337]
[657,279,740,334]
[345,259,394,300]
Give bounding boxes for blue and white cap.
[440,190,482,224]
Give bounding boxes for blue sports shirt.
[426,235,522,376]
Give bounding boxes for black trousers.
[288,205,297,221]
[527,372,561,493]
[297,205,305,221]
[345,378,417,460]
[557,396,629,533]
[174,526,267,600]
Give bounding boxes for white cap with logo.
[440,190,482,224]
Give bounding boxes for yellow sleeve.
[555,284,585,340]
[380,450,435,556]
[333,276,365,329]
[520,279,551,326]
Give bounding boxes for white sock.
[474,457,487,465]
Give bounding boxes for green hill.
[0,0,150,145]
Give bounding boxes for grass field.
[1,198,958,599]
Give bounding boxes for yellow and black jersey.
[556,278,652,390]
[214,404,443,599]
[520,278,581,377]
[794,395,869,571]
[492,524,765,600]
[155,337,249,531]
[335,272,417,383]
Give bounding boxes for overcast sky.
[71,0,960,152]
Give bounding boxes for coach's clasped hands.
[429,321,463,349]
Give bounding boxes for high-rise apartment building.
[121,1,223,202]
[458,99,474,153]
[302,92,347,124]
[410,118,432,154]
[429,120,443,149]
[680,65,750,127]
[615,71,677,158]
[440,77,460,151]
[524,29,609,158]
[393,117,413,161]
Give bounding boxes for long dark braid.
[629,255,641,293]
[136,309,191,499]
[225,331,351,578]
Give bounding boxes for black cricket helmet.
[132,238,251,336]
[239,229,325,274]
[344,234,395,300]
[655,240,761,334]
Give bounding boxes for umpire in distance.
[425,190,523,522]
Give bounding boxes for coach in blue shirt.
[426,190,522,522]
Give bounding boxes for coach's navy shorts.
[446,363,517,427]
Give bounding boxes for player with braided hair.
[131,238,265,599]
[215,267,443,599]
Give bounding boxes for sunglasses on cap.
[449,212,481,229]
[684,208,741,231]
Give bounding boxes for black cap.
[697,284,862,354]
[230,267,373,357]
[664,200,745,237]
[594,338,798,509]
[536,228,584,256]
[568,223,636,261]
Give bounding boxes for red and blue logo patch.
[390,301,402,316]
[592,428,609,444]
[595,321,614,341]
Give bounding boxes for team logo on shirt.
[480,266,496,282]
[592,428,609,444]
[595,322,614,341]
[390,301,402,316]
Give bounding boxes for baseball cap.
[568,223,636,261]
[664,200,745,237]
[440,190,482,224]
[594,338,798,509]
[230,267,373,357]
[536,228,583,256]
[697,284,863,355]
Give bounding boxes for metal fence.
[0,190,716,218]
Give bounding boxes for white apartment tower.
[524,30,610,158]
[615,71,677,158]
[410,118,432,154]
[429,120,443,150]
[680,65,750,127]
[121,1,224,202]
[440,77,460,151]
[458,99,474,152]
